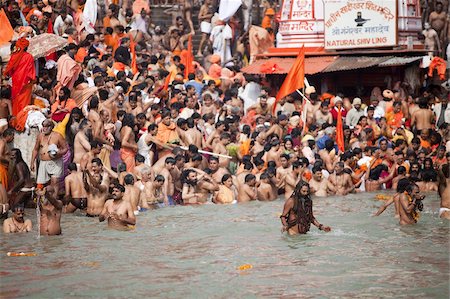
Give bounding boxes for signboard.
[324,0,397,50]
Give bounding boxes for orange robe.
[156,122,180,144]
[120,148,135,172]
[3,51,35,116]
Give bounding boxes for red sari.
[3,51,35,116]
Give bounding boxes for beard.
[186,179,198,186]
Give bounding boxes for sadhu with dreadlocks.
[280,181,331,235]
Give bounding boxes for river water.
[1,192,449,298]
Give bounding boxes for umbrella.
[28,33,68,59]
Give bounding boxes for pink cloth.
[57,54,82,88]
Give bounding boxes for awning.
[378,56,424,67]
[241,56,337,75]
[242,55,423,75]
[322,56,391,72]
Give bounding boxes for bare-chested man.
[3,206,32,233]
[37,185,63,236]
[263,114,288,140]
[138,173,166,209]
[208,156,229,184]
[284,161,304,199]
[83,169,109,217]
[319,139,336,173]
[185,118,203,149]
[80,140,103,172]
[265,140,283,167]
[31,119,68,195]
[257,172,276,201]
[0,128,14,190]
[429,1,447,51]
[437,156,450,219]
[99,183,136,230]
[309,166,329,197]
[213,132,231,169]
[374,177,411,218]
[411,98,434,132]
[160,157,176,205]
[238,174,257,203]
[73,119,92,165]
[181,169,202,205]
[398,183,424,225]
[63,163,87,213]
[280,181,331,235]
[123,174,141,214]
[328,162,354,196]
[8,148,34,208]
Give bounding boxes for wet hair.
[312,166,322,173]
[3,128,14,137]
[135,154,145,163]
[405,183,418,194]
[113,183,125,193]
[396,178,410,193]
[221,174,232,183]
[192,154,203,162]
[245,174,256,183]
[369,164,388,181]
[90,140,103,149]
[260,173,269,180]
[124,174,134,185]
[165,157,175,164]
[92,158,103,166]
[68,163,77,171]
[155,174,165,182]
[280,153,290,161]
[209,156,219,163]
[397,166,406,175]
[325,139,334,151]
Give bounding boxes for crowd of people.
[0,0,449,236]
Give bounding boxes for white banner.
[324,0,397,50]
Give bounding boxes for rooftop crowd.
[0,0,449,235]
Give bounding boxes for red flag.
[0,8,14,46]
[46,19,57,61]
[336,108,345,152]
[273,46,305,113]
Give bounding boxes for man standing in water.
[37,185,63,235]
[437,154,450,219]
[99,183,136,230]
[398,183,424,225]
[280,181,331,235]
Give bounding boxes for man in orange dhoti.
[3,38,36,116]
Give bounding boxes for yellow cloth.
[217,185,234,204]
[53,114,70,138]
[98,147,111,169]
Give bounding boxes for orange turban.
[15,38,30,52]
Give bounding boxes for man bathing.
[99,183,136,230]
[280,181,331,235]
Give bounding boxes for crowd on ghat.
[0,0,449,235]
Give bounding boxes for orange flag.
[185,35,194,78]
[336,108,345,153]
[273,46,305,113]
[0,9,14,46]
